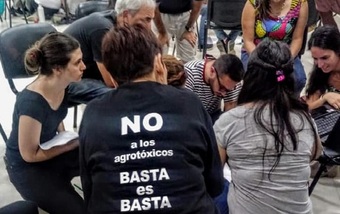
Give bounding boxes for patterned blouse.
[250,0,303,45]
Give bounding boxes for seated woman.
[241,0,308,96]
[305,25,340,110]
[79,24,224,213]
[5,32,86,214]
[214,40,322,214]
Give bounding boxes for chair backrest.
[307,0,320,27]
[0,23,57,94]
[207,0,246,29]
[75,1,109,19]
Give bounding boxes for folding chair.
[75,0,109,19]
[309,109,340,195]
[309,147,340,195]
[0,23,79,129]
[299,0,320,57]
[203,0,246,58]
[0,123,7,143]
[3,0,28,27]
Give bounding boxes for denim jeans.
[213,179,229,214]
[199,5,241,46]
[5,149,85,214]
[26,1,58,19]
[67,78,113,104]
[241,50,306,96]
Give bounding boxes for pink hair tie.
[276,70,285,82]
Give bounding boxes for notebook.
[311,104,340,151]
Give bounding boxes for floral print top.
[250,0,303,45]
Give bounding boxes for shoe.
[216,40,226,55]
[15,7,24,15]
[198,43,213,50]
[26,12,38,22]
[217,39,236,55]
[227,40,236,55]
[9,7,18,16]
[198,36,214,51]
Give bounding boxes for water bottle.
[37,4,45,22]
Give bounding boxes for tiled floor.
[0,11,339,213]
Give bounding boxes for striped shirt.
[184,59,242,114]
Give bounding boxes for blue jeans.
[241,50,306,95]
[199,5,241,46]
[67,78,113,104]
[213,179,229,214]
[5,149,85,214]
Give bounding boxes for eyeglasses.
[212,66,231,93]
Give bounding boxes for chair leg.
[221,39,228,54]
[202,21,208,58]
[171,35,176,56]
[309,163,327,195]
[73,105,78,129]
[0,123,8,142]
[18,0,27,24]
[196,21,200,52]
[5,0,12,27]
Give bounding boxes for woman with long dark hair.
[214,39,322,214]
[305,25,340,110]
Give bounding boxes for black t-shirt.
[6,89,68,164]
[64,10,116,81]
[79,82,223,213]
[157,0,200,14]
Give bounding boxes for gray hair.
[115,0,155,16]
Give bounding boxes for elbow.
[21,155,37,163]
[20,151,39,163]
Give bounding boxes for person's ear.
[122,10,130,25]
[52,66,63,76]
[154,54,167,84]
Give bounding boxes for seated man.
[25,0,61,20]
[185,54,244,123]
[64,0,156,104]
[315,0,340,26]
[198,2,241,55]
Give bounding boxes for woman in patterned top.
[305,25,340,110]
[241,0,308,96]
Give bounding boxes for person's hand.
[154,53,167,84]
[158,33,169,47]
[180,31,197,48]
[323,92,340,109]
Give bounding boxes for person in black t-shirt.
[64,0,156,104]
[79,24,224,214]
[5,32,86,214]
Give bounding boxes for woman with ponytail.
[5,32,86,214]
[214,39,322,214]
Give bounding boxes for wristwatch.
[185,25,194,32]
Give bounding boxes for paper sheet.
[39,131,79,150]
